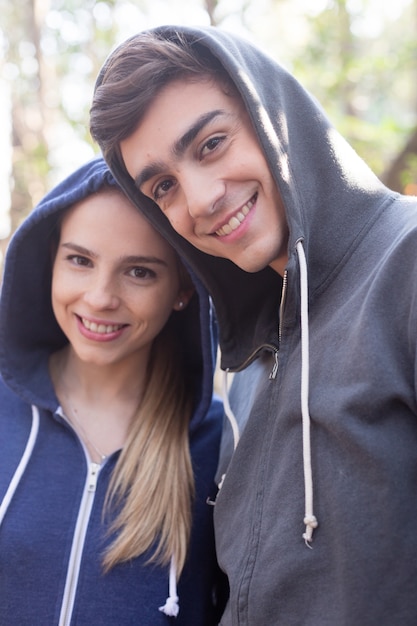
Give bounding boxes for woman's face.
[52,188,189,370]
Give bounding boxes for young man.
[90,26,417,625]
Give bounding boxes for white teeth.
[82,318,122,334]
[215,199,253,237]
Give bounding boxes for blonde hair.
[102,265,195,577]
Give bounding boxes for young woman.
[0,157,225,625]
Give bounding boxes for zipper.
[224,270,288,379]
[278,270,288,345]
[58,461,101,626]
[225,342,277,374]
[270,269,288,380]
[269,350,279,380]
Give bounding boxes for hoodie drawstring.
[215,369,240,492]
[222,369,240,452]
[296,240,318,546]
[218,242,318,546]
[0,405,39,525]
[158,557,179,617]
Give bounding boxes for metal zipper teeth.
[59,459,101,626]
[270,269,288,380]
[278,270,288,345]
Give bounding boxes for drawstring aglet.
[302,514,318,548]
[159,557,179,617]
[159,595,179,617]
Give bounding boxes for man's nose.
[181,170,225,220]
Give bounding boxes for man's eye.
[200,135,225,158]
[154,179,174,201]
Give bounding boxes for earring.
[178,301,184,309]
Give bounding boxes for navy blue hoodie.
[0,157,224,626]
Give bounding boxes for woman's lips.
[80,317,126,335]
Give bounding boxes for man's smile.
[214,194,257,237]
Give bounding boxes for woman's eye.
[67,254,90,267]
[130,267,156,280]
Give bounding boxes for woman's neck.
[49,346,145,462]
[52,345,146,399]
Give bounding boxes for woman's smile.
[51,188,185,369]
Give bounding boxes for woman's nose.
[83,275,120,310]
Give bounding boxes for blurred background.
[1,0,416,270]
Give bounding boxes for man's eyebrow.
[134,109,224,190]
[172,109,224,157]
[134,162,166,191]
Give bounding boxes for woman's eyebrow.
[61,244,167,267]
[122,255,168,267]
[61,242,97,258]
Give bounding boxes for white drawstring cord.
[215,370,241,492]
[159,557,179,617]
[296,241,318,546]
[222,369,240,451]
[0,405,39,525]
[218,246,318,546]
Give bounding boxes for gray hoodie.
[95,25,417,626]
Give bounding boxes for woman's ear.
[173,288,195,311]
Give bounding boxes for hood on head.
[0,157,216,427]
[94,25,391,370]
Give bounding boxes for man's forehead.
[121,79,244,183]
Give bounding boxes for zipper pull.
[87,463,100,493]
[270,269,287,380]
[269,350,279,379]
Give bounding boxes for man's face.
[121,78,289,275]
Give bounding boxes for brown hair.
[90,30,235,173]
